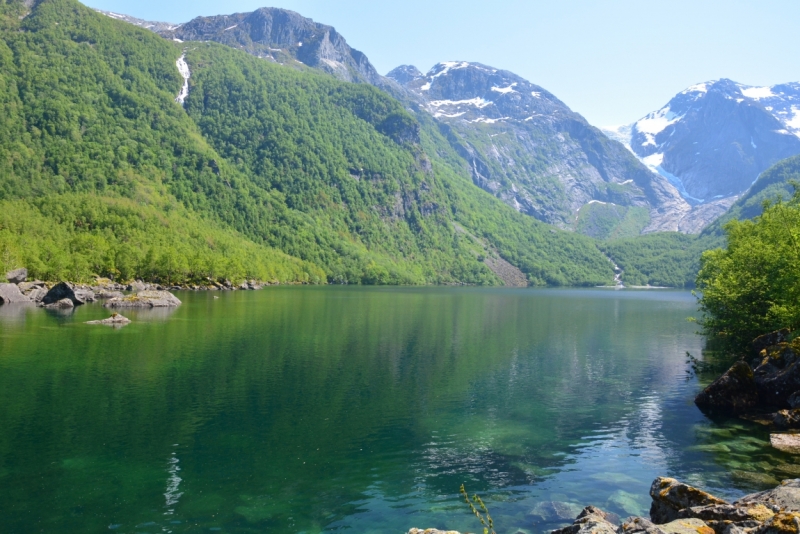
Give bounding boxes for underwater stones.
[695,361,759,413]
[407,530,462,534]
[731,471,781,489]
[532,501,585,522]
[86,313,131,326]
[608,489,648,516]
[550,506,618,534]
[650,477,729,524]
[105,290,181,309]
[5,268,27,284]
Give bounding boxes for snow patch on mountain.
[740,86,775,99]
[635,108,683,147]
[492,83,518,94]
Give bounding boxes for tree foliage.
[696,187,800,348]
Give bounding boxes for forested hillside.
[0,0,615,286]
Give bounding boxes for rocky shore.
[0,267,276,309]
[410,476,800,534]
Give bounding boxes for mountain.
[388,61,705,238]
[604,79,800,213]
[0,0,615,287]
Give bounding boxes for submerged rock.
[0,283,32,304]
[86,313,131,326]
[650,477,728,524]
[45,298,74,309]
[695,361,759,413]
[104,290,181,308]
[5,268,28,284]
[532,501,586,522]
[41,282,95,306]
[551,506,618,534]
[407,530,462,534]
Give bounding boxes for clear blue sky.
[82,0,800,126]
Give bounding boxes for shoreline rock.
[5,268,28,284]
[41,282,95,307]
[104,290,182,308]
[0,283,32,304]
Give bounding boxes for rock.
[94,291,125,300]
[0,283,32,304]
[41,282,95,306]
[5,268,28,284]
[753,344,800,408]
[695,361,759,413]
[659,518,715,534]
[45,298,74,309]
[752,512,800,534]
[776,410,800,429]
[789,393,800,410]
[679,504,775,524]
[18,280,45,294]
[620,517,667,534]
[26,286,48,303]
[127,280,147,292]
[104,290,181,309]
[407,530,461,534]
[650,477,728,524]
[738,479,800,512]
[551,506,618,534]
[752,330,791,357]
[86,313,131,326]
[770,434,800,454]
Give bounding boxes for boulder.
[620,517,667,534]
[737,479,800,512]
[752,512,800,534]
[789,392,800,409]
[104,290,181,309]
[18,281,45,294]
[0,283,32,304]
[551,506,618,534]
[45,298,74,309]
[127,280,147,292]
[41,282,95,306]
[5,268,28,284]
[658,518,715,534]
[753,345,800,408]
[650,478,728,524]
[678,503,774,524]
[86,313,131,326]
[775,410,800,429]
[695,361,759,413]
[94,291,125,300]
[751,330,791,357]
[26,286,48,303]
[531,501,585,522]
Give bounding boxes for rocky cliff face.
[605,80,800,209]
[388,62,698,236]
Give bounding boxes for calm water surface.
[0,287,795,534]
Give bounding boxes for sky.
[82,0,800,127]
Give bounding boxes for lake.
[0,287,793,534]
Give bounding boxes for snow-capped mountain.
[95,10,180,33]
[605,80,800,207]
[389,62,698,236]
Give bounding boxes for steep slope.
[0,0,615,286]
[387,62,692,238]
[605,80,800,218]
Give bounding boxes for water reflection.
[0,288,787,534]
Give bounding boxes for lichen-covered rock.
[738,479,800,512]
[650,478,728,524]
[658,518,715,534]
[679,504,775,524]
[753,344,800,408]
[775,410,800,429]
[5,268,28,284]
[42,282,95,306]
[104,290,181,308]
[752,512,800,534]
[0,283,32,304]
[551,506,618,534]
[695,361,759,413]
[751,330,791,357]
[86,313,131,326]
[620,516,667,534]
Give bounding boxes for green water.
[0,287,795,534]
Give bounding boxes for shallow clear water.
[0,287,795,534]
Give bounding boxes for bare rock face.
[5,268,28,284]
[695,361,759,413]
[104,290,181,308]
[41,282,95,306]
[551,506,618,534]
[650,477,728,524]
[86,313,131,326]
[0,283,32,304]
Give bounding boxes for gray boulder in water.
[45,298,74,309]
[104,290,181,308]
[42,282,95,306]
[0,283,32,304]
[5,268,28,284]
[86,313,131,326]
